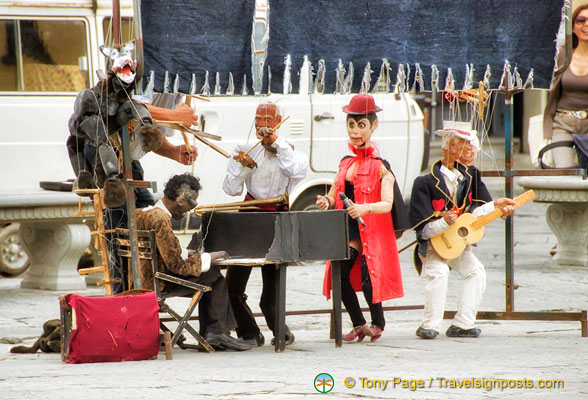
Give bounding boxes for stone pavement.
[1,148,587,399]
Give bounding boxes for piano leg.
[274,263,287,352]
[331,260,343,347]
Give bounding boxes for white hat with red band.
[434,121,478,147]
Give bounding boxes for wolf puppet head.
[99,41,136,85]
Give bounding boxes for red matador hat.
[342,94,383,115]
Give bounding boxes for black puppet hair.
[164,173,202,201]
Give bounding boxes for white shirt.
[422,166,494,240]
[440,165,462,200]
[141,200,211,272]
[223,136,309,199]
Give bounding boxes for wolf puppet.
[66,41,162,207]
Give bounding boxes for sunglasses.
[575,16,588,24]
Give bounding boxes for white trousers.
[420,245,486,332]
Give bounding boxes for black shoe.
[445,325,481,338]
[270,330,295,346]
[204,332,253,351]
[242,332,265,347]
[416,326,439,339]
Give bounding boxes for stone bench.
[0,189,94,290]
[518,176,588,267]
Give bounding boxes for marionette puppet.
[408,121,517,339]
[66,40,162,207]
[317,94,409,343]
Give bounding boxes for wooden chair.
[114,228,214,353]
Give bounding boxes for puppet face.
[447,136,475,165]
[574,9,588,43]
[169,190,199,220]
[255,104,281,139]
[458,142,478,166]
[346,116,378,148]
[100,41,136,85]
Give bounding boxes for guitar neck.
[471,190,535,230]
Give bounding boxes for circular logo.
[314,373,334,393]
[343,376,356,388]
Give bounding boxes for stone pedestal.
[20,222,89,290]
[545,204,588,266]
[0,190,95,290]
[519,176,588,267]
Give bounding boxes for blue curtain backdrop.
[141,0,564,94]
[141,0,254,94]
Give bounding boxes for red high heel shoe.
[368,325,383,342]
[343,325,368,342]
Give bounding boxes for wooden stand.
[74,189,118,295]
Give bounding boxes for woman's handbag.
[537,134,588,170]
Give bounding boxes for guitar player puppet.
[408,121,515,340]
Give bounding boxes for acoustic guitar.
[430,190,535,260]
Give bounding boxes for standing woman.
[316,94,408,342]
[544,4,588,167]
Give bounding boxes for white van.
[0,0,425,274]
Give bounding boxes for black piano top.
[188,210,349,263]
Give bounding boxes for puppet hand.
[210,251,229,262]
[494,197,516,219]
[347,200,368,219]
[500,206,515,219]
[494,197,516,209]
[258,127,278,144]
[316,195,331,210]
[173,144,197,165]
[175,103,198,128]
[234,151,257,168]
[443,210,458,225]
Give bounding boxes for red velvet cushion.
[65,292,160,364]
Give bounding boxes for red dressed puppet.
[316,94,409,343]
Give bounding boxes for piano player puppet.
[316,94,409,343]
[408,121,515,340]
[66,40,163,208]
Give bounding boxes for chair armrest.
[155,272,211,292]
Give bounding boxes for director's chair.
[115,228,214,353]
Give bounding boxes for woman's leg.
[552,114,577,168]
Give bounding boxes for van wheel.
[0,224,30,278]
[290,186,330,212]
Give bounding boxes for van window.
[102,17,134,44]
[0,19,89,92]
